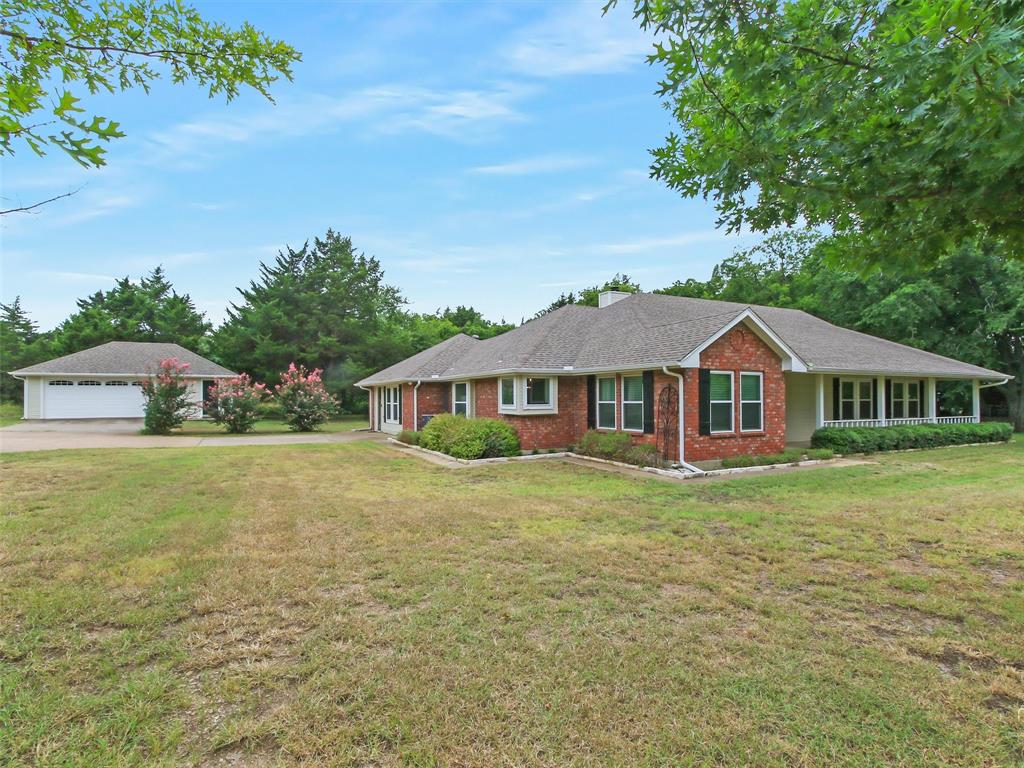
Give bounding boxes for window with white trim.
[709,371,734,433]
[740,372,763,432]
[452,382,469,416]
[499,378,516,410]
[839,379,873,420]
[621,375,644,432]
[77,380,102,386]
[525,377,553,408]
[596,377,616,429]
[105,380,129,386]
[891,381,920,419]
[49,380,74,386]
[383,386,401,423]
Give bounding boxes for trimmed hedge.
[574,429,663,467]
[811,422,1012,454]
[721,448,834,469]
[396,429,420,446]
[419,414,520,459]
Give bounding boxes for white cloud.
[32,270,118,284]
[469,153,596,176]
[596,230,750,255]
[56,193,142,225]
[146,83,532,163]
[502,1,654,77]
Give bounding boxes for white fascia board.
[803,367,1011,381]
[679,308,808,372]
[15,372,232,378]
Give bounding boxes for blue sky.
[1,0,756,330]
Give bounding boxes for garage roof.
[10,341,235,377]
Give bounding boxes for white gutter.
[412,379,422,431]
[356,383,372,430]
[979,378,1010,389]
[663,366,704,475]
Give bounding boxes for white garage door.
[42,378,146,419]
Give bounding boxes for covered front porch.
[785,372,986,444]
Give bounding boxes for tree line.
[3,227,1020,428]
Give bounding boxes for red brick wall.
[682,325,786,461]
[392,382,451,431]
[590,371,681,462]
[473,376,589,451]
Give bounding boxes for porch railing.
[822,415,979,429]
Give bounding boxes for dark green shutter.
[872,379,879,419]
[832,377,840,421]
[699,369,711,436]
[885,379,892,419]
[586,375,596,429]
[919,379,926,419]
[398,385,404,424]
[642,371,654,434]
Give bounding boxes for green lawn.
[0,401,22,427]
[172,414,368,436]
[1,440,1021,767]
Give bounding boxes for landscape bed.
[1,437,1021,766]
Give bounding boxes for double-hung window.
[525,377,553,408]
[839,379,873,420]
[499,378,516,410]
[891,381,920,419]
[740,372,763,432]
[709,371,734,433]
[452,382,469,416]
[621,375,644,432]
[596,377,616,429]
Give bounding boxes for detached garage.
[10,341,235,421]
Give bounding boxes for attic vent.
[598,290,631,308]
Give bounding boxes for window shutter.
[587,375,596,429]
[698,369,711,436]
[872,379,879,419]
[642,371,654,433]
[832,377,840,421]
[885,379,892,419]
[398,385,404,424]
[919,379,926,418]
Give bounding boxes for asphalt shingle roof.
[356,293,1009,385]
[10,341,236,377]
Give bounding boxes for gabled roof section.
[357,293,1011,384]
[357,333,480,386]
[10,341,236,377]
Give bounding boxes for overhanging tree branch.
[0,187,80,215]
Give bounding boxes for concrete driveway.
[0,419,380,453]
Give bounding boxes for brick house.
[357,292,1009,467]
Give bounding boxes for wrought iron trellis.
[657,383,678,461]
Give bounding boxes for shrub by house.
[811,422,1012,454]
[204,373,267,433]
[140,358,196,435]
[419,414,520,460]
[275,363,337,432]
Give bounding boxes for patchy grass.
[1,439,1022,767]
[0,401,22,427]
[172,414,367,436]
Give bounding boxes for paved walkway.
[0,420,381,453]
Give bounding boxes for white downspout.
[413,380,422,431]
[11,373,26,420]
[663,366,704,475]
[978,378,1009,389]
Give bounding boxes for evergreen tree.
[212,230,403,412]
[49,267,211,356]
[0,297,46,403]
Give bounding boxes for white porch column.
[815,374,825,428]
[876,376,887,426]
[972,379,981,422]
[926,378,937,422]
